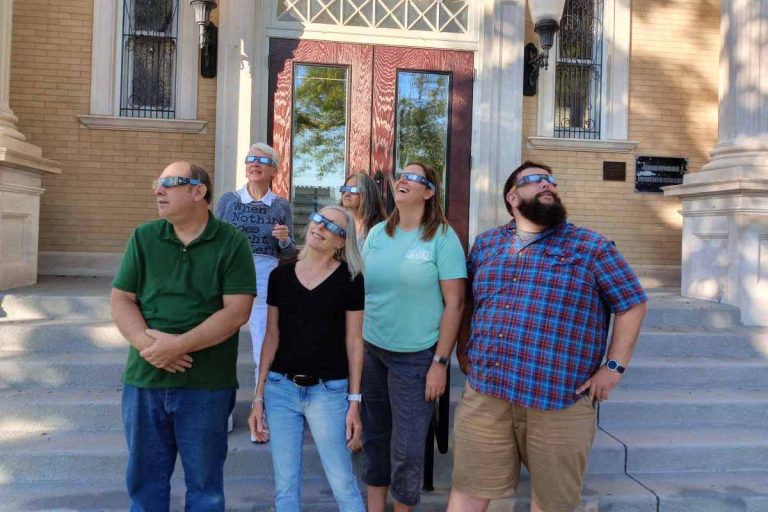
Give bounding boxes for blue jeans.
[122,385,236,512]
[265,371,365,512]
[360,342,435,506]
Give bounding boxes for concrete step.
[0,388,260,432]
[6,319,767,365]
[617,357,768,391]
[4,350,765,394]
[599,389,768,428]
[634,328,768,359]
[642,291,741,330]
[0,320,257,353]
[0,474,661,512]
[0,426,624,483]
[0,276,112,322]
[0,352,263,390]
[447,356,768,393]
[629,471,768,512]
[0,428,326,484]
[0,295,112,323]
[605,428,768,473]
[4,473,767,512]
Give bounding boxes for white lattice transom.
[277,0,470,33]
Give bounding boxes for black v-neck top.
[267,260,364,379]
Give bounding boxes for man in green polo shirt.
[111,161,255,512]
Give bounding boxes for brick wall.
[10,0,721,267]
[9,0,218,254]
[522,0,720,268]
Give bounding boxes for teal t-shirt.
[362,222,467,352]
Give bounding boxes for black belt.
[284,373,320,386]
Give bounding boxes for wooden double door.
[267,38,474,246]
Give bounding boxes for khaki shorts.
[452,383,597,512]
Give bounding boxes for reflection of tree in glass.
[293,65,347,180]
[396,73,449,176]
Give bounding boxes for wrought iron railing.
[554,0,604,139]
[120,0,179,119]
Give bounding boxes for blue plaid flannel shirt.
[465,221,647,410]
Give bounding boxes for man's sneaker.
[227,413,234,433]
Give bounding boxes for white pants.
[251,255,279,387]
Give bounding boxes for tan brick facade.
[8,0,720,268]
[9,0,218,254]
[521,0,720,268]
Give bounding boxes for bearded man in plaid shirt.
[447,161,648,512]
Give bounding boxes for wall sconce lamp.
[190,0,218,78]
[523,0,566,96]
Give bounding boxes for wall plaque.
[635,156,687,193]
[603,161,627,181]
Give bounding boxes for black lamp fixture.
[190,0,218,78]
[523,0,567,96]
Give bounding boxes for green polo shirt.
[113,212,256,389]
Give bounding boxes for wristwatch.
[432,354,450,367]
[605,359,626,374]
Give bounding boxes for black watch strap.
[432,354,450,366]
[606,359,626,374]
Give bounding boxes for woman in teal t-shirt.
[361,161,466,511]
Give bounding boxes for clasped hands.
[139,329,194,373]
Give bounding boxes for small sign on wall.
[635,156,687,193]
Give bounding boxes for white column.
[0,0,60,290]
[469,0,526,241]
[0,0,25,141]
[213,0,261,204]
[665,0,768,325]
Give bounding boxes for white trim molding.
[265,0,480,49]
[78,115,207,133]
[536,0,631,141]
[527,136,637,152]
[87,0,203,127]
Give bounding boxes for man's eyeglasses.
[152,176,202,189]
[395,172,435,190]
[339,186,360,194]
[515,174,557,188]
[308,212,347,238]
[245,155,276,166]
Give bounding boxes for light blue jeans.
[265,371,365,512]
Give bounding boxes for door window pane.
[291,65,349,242]
[395,71,450,190]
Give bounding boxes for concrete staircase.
[0,278,767,511]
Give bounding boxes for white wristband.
[347,393,362,402]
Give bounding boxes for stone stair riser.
[599,400,768,428]
[642,307,740,330]
[0,296,112,323]
[626,445,768,473]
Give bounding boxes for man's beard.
[517,192,567,228]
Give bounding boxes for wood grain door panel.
[268,39,373,198]
[371,46,474,247]
[268,40,473,246]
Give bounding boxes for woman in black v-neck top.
[248,205,366,512]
